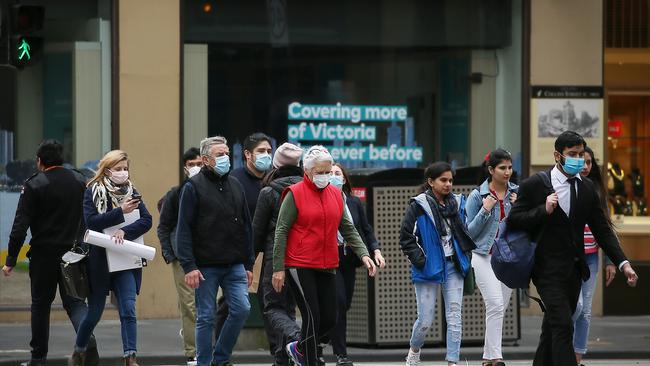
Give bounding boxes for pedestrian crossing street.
[157,360,650,366]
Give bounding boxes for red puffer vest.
[282,175,344,269]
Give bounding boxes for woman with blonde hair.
[70,150,152,366]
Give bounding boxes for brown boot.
[68,351,85,366]
[123,354,139,366]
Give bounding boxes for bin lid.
[348,166,485,187]
[349,168,424,188]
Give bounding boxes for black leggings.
[286,268,337,366]
[329,247,358,356]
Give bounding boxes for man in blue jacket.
[175,136,254,366]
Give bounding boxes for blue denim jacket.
[465,179,518,254]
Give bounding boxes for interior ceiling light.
[203,2,213,13]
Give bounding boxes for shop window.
[183,0,522,171]
[0,0,112,307]
[607,95,650,217]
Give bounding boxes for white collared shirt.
[550,166,630,271]
[550,165,581,217]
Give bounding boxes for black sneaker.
[335,354,353,366]
[274,348,290,366]
[20,358,46,366]
[316,345,325,366]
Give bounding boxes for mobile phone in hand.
[131,193,142,202]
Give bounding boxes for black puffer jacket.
[252,169,303,260]
[252,166,304,361]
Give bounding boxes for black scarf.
[425,190,476,253]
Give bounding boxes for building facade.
[0,0,647,320]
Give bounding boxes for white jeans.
[472,253,513,360]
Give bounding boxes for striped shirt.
[584,224,598,254]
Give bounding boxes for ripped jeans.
[410,258,464,363]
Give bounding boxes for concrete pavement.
[1,315,650,365]
[232,362,650,366]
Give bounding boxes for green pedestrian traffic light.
[5,5,44,68]
[17,39,31,61]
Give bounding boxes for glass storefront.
[605,49,650,220]
[0,0,112,307]
[607,95,649,217]
[603,48,650,315]
[183,0,523,171]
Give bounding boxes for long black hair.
[420,162,453,193]
[584,146,608,212]
[478,148,512,184]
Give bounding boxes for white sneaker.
[405,349,421,366]
[186,357,196,366]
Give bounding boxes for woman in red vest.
[272,145,377,366]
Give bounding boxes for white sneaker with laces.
[405,349,421,366]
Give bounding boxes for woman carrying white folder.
[69,150,152,366]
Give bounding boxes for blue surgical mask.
[254,153,272,172]
[213,155,231,176]
[560,155,584,176]
[330,175,344,189]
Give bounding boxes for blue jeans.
[195,264,251,366]
[572,253,599,355]
[410,258,464,363]
[76,270,139,356]
[112,271,138,355]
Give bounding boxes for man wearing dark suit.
[508,131,638,366]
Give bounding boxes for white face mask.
[109,169,129,184]
[187,166,201,178]
[312,174,330,189]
